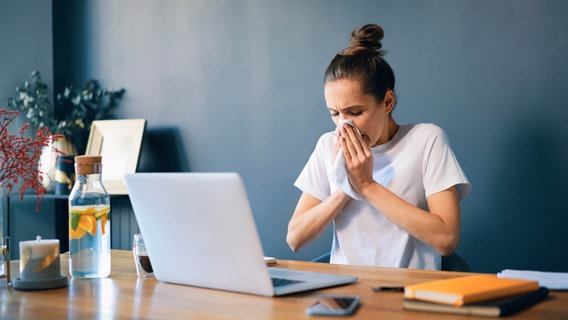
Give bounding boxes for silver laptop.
[124,172,357,296]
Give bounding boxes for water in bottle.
[68,155,111,278]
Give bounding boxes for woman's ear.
[383,90,396,114]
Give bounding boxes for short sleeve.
[421,124,471,201]
[294,134,332,201]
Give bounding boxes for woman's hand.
[334,128,343,163]
[340,124,375,194]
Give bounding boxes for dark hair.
[324,24,396,104]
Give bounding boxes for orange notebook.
[404,275,539,307]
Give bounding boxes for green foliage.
[6,70,52,130]
[5,71,125,137]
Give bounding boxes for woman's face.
[324,78,395,147]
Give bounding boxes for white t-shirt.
[294,123,471,270]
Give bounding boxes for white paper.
[497,269,568,290]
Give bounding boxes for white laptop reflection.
[124,172,357,296]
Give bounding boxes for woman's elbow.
[287,242,300,253]
[437,234,459,256]
[286,233,302,253]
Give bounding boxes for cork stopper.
[74,155,102,175]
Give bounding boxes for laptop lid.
[124,172,356,296]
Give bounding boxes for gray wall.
[1,0,53,240]
[5,0,568,273]
[0,0,53,122]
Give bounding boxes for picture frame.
[85,119,146,195]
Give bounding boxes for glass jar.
[68,155,111,278]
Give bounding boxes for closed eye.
[328,107,363,117]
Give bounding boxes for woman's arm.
[286,190,350,252]
[340,124,461,256]
[362,184,460,256]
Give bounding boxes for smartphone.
[305,295,360,316]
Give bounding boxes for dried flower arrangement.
[0,109,62,209]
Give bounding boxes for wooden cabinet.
[4,194,139,259]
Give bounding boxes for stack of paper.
[497,269,568,290]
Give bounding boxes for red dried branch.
[0,109,63,210]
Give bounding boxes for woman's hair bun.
[340,24,385,56]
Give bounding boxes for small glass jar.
[68,155,111,278]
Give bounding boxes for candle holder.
[12,236,68,290]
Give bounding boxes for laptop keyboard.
[271,277,305,288]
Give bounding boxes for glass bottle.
[68,155,111,278]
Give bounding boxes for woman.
[286,24,470,270]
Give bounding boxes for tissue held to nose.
[332,119,366,200]
[336,119,362,138]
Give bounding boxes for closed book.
[403,287,549,317]
[404,274,539,306]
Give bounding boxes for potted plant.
[52,76,125,153]
[6,71,125,192]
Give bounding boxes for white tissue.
[334,119,361,136]
[330,120,364,200]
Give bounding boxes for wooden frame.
[85,119,146,195]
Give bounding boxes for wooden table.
[1,250,566,319]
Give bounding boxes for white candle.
[19,236,61,281]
